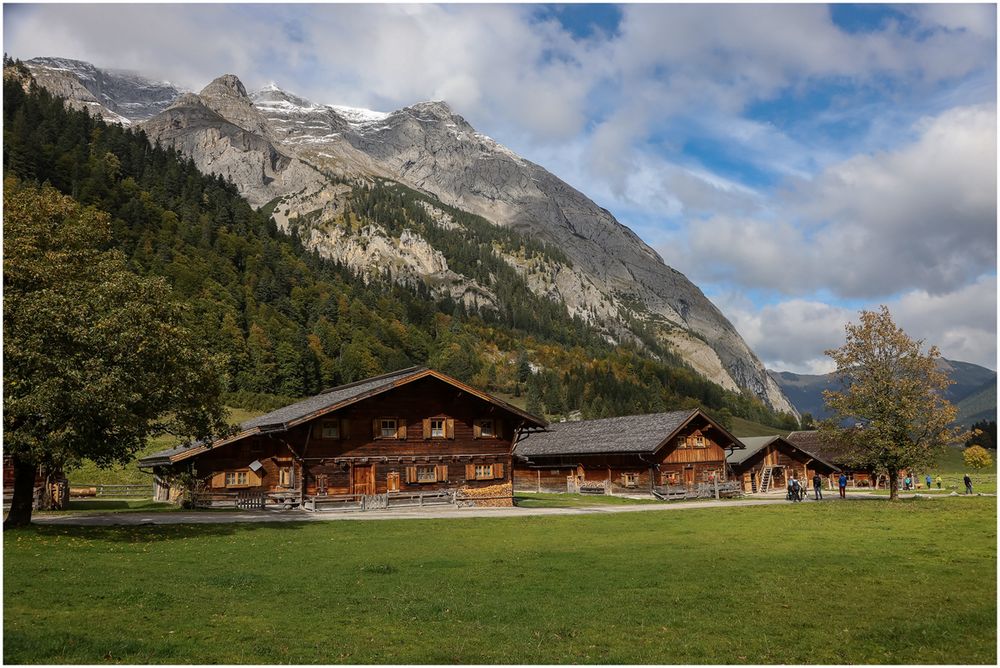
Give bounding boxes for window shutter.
[446,418,455,440]
[466,464,476,481]
[340,418,350,440]
[473,421,482,439]
[437,464,448,482]
[494,463,504,480]
[397,419,407,440]
[211,472,226,488]
[249,469,262,486]
[405,467,417,484]
[423,418,431,439]
[372,418,380,439]
[496,418,504,439]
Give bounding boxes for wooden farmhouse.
[785,430,878,487]
[512,409,744,496]
[2,457,69,510]
[727,435,840,494]
[138,367,546,509]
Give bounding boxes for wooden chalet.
[2,456,69,510]
[138,367,546,509]
[727,435,840,494]
[784,430,879,487]
[512,409,743,496]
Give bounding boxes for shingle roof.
[785,430,851,469]
[727,436,781,465]
[514,409,735,457]
[138,366,546,467]
[241,366,425,430]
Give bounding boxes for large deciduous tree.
[4,179,230,527]
[821,306,961,501]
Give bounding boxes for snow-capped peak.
[329,105,390,125]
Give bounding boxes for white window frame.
[478,419,495,438]
[416,466,437,483]
[475,464,495,480]
[225,471,249,487]
[430,418,445,439]
[380,418,398,439]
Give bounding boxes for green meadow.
[5,499,995,664]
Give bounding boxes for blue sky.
[4,3,996,372]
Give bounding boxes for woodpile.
[457,482,513,507]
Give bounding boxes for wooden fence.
[69,483,151,499]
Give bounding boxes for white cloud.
[713,274,997,373]
[671,104,997,299]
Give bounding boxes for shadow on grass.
[8,520,310,543]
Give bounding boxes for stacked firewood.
[457,482,513,507]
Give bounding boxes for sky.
[4,3,997,373]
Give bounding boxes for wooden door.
[352,465,375,495]
[683,467,696,487]
[386,471,400,493]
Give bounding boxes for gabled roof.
[514,409,742,458]
[138,367,546,467]
[784,430,852,470]
[727,435,782,466]
[728,435,841,471]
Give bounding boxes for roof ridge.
[551,408,696,427]
[317,365,426,395]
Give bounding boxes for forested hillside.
[3,62,799,429]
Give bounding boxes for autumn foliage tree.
[821,306,961,501]
[963,445,993,470]
[3,179,230,527]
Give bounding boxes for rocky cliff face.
[26,57,184,123]
[25,58,797,416]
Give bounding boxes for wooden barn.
[512,409,743,496]
[727,435,840,494]
[138,367,546,509]
[2,457,69,510]
[785,430,878,487]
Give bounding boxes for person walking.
[786,478,795,501]
[964,474,973,495]
[812,473,823,500]
[838,472,848,499]
[935,475,942,489]
[791,476,802,502]
[925,474,933,491]
[904,475,912,491]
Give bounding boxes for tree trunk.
[888,467,899,501]
[4,456,38,528]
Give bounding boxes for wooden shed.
[727,435,840,493]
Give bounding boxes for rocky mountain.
[769,358,997,426]
[25,57,184,124]
[24,58,798,416]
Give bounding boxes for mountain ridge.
[22,57,797,416]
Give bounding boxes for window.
[278,467,294,487]
[225,471,248,487]
[321,421,340,439]
[475,464,494,480]
[623,472,639,488]
[380,418,397,439]
[662,471,679,485]
[478,419,495,438]
[430,419,445,438]
[694,435,706,448]
[416,466,437,483]
[676,437,688,449]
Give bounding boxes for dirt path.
[32,496,856,526]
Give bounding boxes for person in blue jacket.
[838,472,848,499]
[925,473,932,491]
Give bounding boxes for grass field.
[514,492,661,508]
[5,499,995,664]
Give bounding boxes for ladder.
[758,467,774,494]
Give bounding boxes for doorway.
[352,465,376,495]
